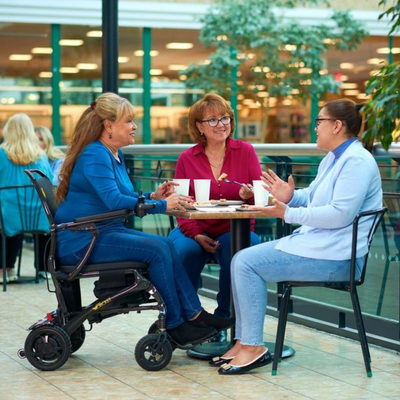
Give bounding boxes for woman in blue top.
[55,92,234,347]
[0,113,53,283]
[35,126,65,186]
[215,99,382,375]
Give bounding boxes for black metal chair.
[272,207,387,378]
[0,184,48,291]
[18,169,175,372]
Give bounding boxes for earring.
[109,132,112,139]
[200,132,204,136]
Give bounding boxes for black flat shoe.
[167,322,217,347]
[188,310,235,332]
[209,356,234,367]
[218,351,272,375]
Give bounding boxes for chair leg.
[272,285,291,375]
[2,235,7,292]
[16,241,23,278]
[350,288,372,377]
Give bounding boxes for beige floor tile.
[0,247,399,400]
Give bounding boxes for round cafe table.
[167,207,295,360]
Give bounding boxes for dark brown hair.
[188,93,235,144]
[322,98,365,137]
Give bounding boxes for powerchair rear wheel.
[24,325,72,371]
[135,333,172,371]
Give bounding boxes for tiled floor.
[1,247,399,400]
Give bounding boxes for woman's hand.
[239,184,254,201]
[194,234,220,253]
[248,198,287,219]
[261,169,294,204]
[153,181,176,200]
[165,193,191,212]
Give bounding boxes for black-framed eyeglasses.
[315,118,337,128]
[201,116,232,127]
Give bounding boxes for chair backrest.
[383,193,400,252]
[0,184,45,236]
[24,169,58,227]
[353,207,387,286]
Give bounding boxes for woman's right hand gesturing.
[261,169,295,204]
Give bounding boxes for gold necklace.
[208,156,224,169]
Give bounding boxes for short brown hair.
[188,93,235,144]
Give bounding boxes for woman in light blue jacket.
[215,99,382,375]
[0,114,53,283]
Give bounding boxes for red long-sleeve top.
[174,138,262,239]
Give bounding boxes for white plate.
[192,203,219,208]
[217,200,243,206]
[195,206,235,212]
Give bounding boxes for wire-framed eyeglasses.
[315,118,337,128]
[201,116,232,127]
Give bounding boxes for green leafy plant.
[183,0,367,140]
[363,0,400,150]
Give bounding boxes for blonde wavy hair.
[56,92,135,203]
[1,113,43,165]
[34,126,65,162]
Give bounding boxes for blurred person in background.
[0,114,53,283]
[35,126,64,186]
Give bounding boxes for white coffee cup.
[253,180,270,206]
[173,179,190,196]
[194,179,211,202]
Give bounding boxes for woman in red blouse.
[169,94,262,336]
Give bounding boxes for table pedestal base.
[187,341,295,360]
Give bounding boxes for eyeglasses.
[315,118,337,128]
[201,116,232,127]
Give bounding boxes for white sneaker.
[7,269,18,282]
[38,271,51,280]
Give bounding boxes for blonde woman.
[0,114,53,282]
[35,126,64,185]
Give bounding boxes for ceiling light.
[150,69,163,75]
[9,54,32,61]
[367,58,386,65]
[59,39,84,46]
[319,69,328,75]
[357,93,371,100]
[119,73,138,79]
[299,67,312,74]
[340,63,354,69]
[257,91,269,97]
[133,50,159,57]
[341,83,358,89]
[340,75,349,81]
[179,75,187,81]
[166,42,193,50]
[118,57,129,63]
[60,67,79,73]
[76,63,98,70]
[31,47,53,54]
[168,64,187,71]
[86,30,102,37]
[39,71,53,78]
[282,99,292,106]
[343,90,360,96]
[377,47,400,54]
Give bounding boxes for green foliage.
[363,0,400,150]
[183,0,367,105]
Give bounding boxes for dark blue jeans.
[169,227,260,318]
[58,227,203,329]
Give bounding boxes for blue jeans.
[231,239,365,346]
[169,227,260,318]
[58,227,202,329]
